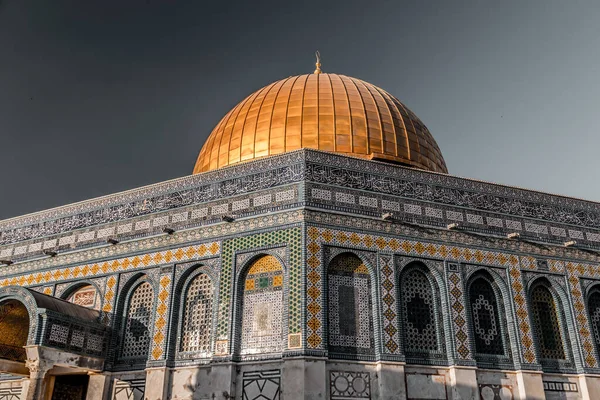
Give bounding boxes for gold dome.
[193,73,447,174]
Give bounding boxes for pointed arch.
[527,277,575,372]
[398,262,447,364]
[115,275,155,367]
[326,252,375,357]
[178,270,216,357]
[60,281,102,311]
[0,299,29,362]
[465,269,514,369]
[237,254,285,355]
[587,285,600,363]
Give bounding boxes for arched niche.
[238,254,285,355]
[0,299,29,362]
[326,252,375,357]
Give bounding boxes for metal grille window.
[531,285,565,360]
[588,290,600,353]
[327,253,374,356]
[121,282,154,360]
[469,278,504,355]
[400,269,438,353]
[180,274,214,354]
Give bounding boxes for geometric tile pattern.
[241,255,284,355]
[180,273,214,355]
[120,282,154,361]
[305,225,521,350]
[0,387,21,400]
[218,227,301,341]
[530,284,566,360]
[400,268,439,354]
[151,273,172,361]
[101,275,118,324]
[327,254,374,355]
[329,371,371,399]
[446,265,473,361]
[588,290,600,364]
[0,242,219,288]
[242,370,281,400]
[379,254,401,354]
[566,262,599,369]
[469,278,503,356]
[507,262,538,365]
[112,378,146,400]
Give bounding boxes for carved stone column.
[23,357,51,400]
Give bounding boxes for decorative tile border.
[151,271,173,360]
[446,262,473,362]
[217,227,302,343]
[0,186,299,261]
[379,254,401,355]
[0,242,219,288]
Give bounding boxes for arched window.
[66,285,101,311]
[120,281,154,363]
[180,273,214,355]
[0,300,29,362]
[588,288,600,357]
[240,255,284,355]
[399,265,445,362]
[327,253,374,356]
[530,284,565,361]
[468,277,504,356]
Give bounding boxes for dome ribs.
[377,88,411,163]
[271,75,299,157]
[302,74,319,149]
[340,75,368,155]
[334,75,354,153]
[318,73,335,153]
[255,78,286,160]
[285,75,309,153]
[193,73,447,174]
[228,83,268,168]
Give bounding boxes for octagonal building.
[1,65,599,400]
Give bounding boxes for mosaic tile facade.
[179,273,214,355]
[445,262,473,363]
[218,227,302,348]
[150,271,172,361]
[379,254,401,355]
[327,253,374,356]
[0,242,219,289]
[240,255,284,355]
[399,266,446,363]
[469,278,504,356]
[6,147,600,397]
[530,284,566,361]
[120,282,154,364]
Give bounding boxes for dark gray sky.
[1,1,599,220]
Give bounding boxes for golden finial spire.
[314,51,322,74]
